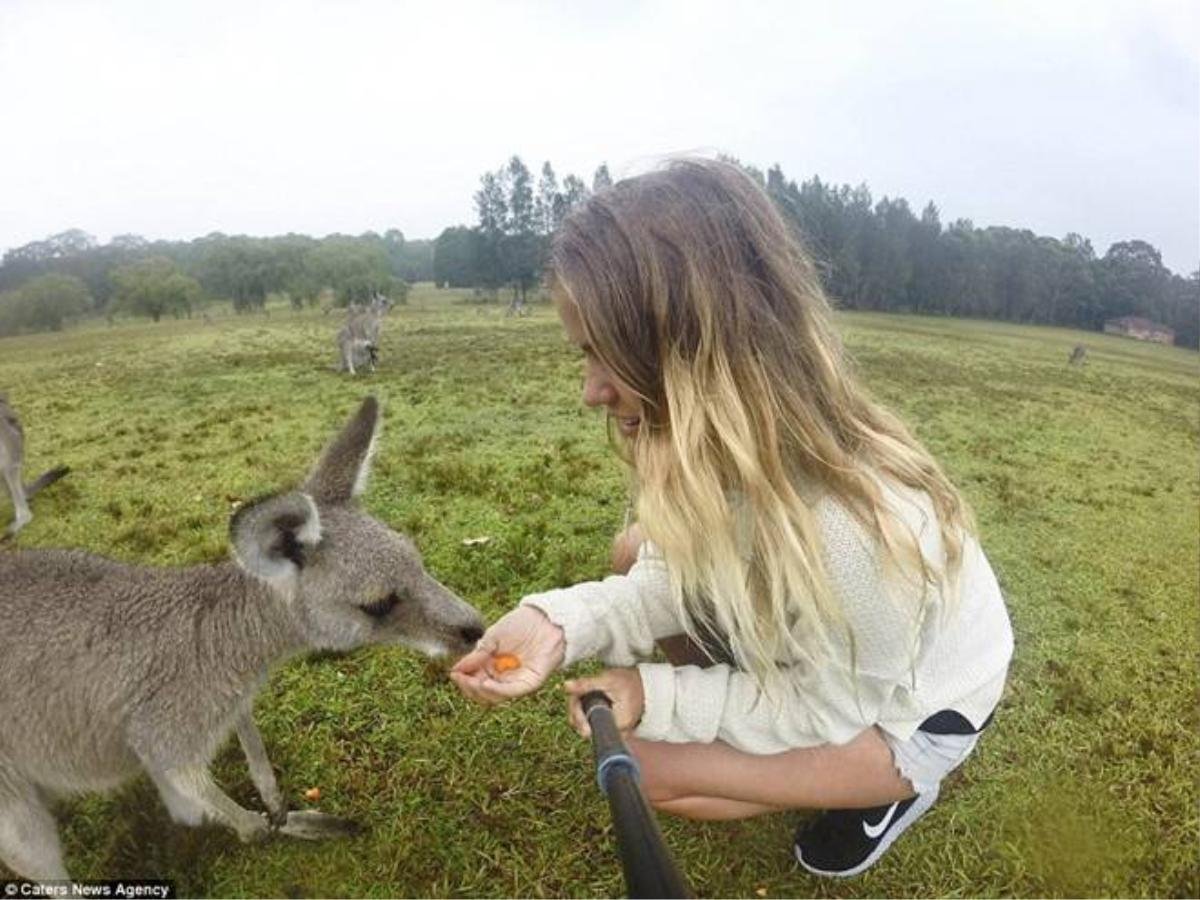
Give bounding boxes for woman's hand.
[450,605,566,704]
[563,668,645,738]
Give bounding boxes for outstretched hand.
[450,605,566,704]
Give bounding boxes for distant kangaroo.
[0,394,70,540]
[0,396,485,880]
[1068,344,1087,366]
[336,294,392,375]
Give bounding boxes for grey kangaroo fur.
[336,294,392,375]
[0,396,485,880]
[0,394,70,540]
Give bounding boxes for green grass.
[1,285,1197,897]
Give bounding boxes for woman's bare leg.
[655,795,783,820]
[626,728,913,821]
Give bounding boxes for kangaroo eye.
[360,592,400,619]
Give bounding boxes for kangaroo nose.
[459,624,485,646]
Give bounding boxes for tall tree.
[560,174,590,213]
[592,163,613,192]
[503,156,539,307]
[535,162,561,236]
[506,156,535,235]
[909,202,943,313]
[474,170,508,293]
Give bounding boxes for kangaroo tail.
[25,465,70,498]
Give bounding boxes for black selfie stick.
[580,690,693,899]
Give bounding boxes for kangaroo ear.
[304,396,380,505]
[230,492,322,581]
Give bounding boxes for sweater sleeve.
[519,543,686,667]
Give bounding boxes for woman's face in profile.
[557,296,643,437]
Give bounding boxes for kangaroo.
[0,396,485,880]
[1068,344,1087,366]
[0,394,70,540]
[336,294,392,375]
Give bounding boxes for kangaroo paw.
[277,809,363,841]
[238,811,273,844]
[267,802,289,828]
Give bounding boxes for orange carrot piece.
[493,653,521,673]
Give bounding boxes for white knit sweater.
[521,480,1014,754]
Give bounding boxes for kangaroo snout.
[413,578,486,658]
[448,618,485,656]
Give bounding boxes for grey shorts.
[881,710,990,795]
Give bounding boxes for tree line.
[1,157,1195,347]
[434,155,1198,348]
[750,161,1198,348]
[0,229,434,334]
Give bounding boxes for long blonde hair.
[550,158,974,687]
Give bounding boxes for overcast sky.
[1,0,1196,274]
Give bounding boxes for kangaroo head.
[229,397,484,656]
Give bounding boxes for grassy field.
[1,285,1197,898]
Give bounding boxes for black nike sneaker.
[794,786,939,877]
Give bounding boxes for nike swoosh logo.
[863,802,900,839]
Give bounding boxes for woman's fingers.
[451,645,491,675]
[563,675,611,700]
[562,676,591,696]
[566,692,591,738]
[479,675,540,699]
[450,667,543,705]
[564,678,606,737]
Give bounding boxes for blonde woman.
[451,159,1013,877]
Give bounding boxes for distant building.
[1103,316,1175,345]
